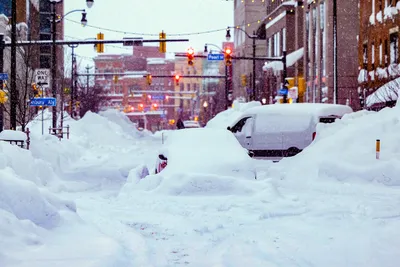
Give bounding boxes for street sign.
[279,88,288,95]
[34,68,50,86]
[30,97,56,107]
[151,95,164,100]
[207,53,224,61]
[0,73,8,80]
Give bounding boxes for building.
[233,0,267,101]
[260,0,305,103]
[303,0,358,109]
[358,0,400,110]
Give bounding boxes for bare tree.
[76,82,107,117]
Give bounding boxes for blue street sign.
[279,88,288,95]
[0,73,8,80]
[151,95,164,100]
[160,113,166,118]
[30,97,57,107]
[207,53,224,61]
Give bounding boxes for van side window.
[231,117,251,133]
[319,117,337,123]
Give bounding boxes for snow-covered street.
[2,107,400,266]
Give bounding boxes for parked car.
[154,128,256,179]
[183,120,201,128]
[227,103,353,161]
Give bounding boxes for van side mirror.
[227,126,231,131]
[248,151,255,158]
[158,154,168,161]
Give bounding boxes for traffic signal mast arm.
[175,53,284,62]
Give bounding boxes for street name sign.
[30,97,57,107]
[34,69,50,86]
[0,73,8,80]
[207,54,224,61]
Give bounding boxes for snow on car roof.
[160,128,253,175]
[243,103,353,118]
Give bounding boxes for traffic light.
[187,47,195,66]
[241,74,247,86]
[96,32,104,53]
[159,30,166,53]
[146,74,152,85]
[113,75,119,83]
[174,74,180,86]
[152,103,158,110]
[138,103,144,112]
[224,47,233,66]
[32,83,39,97]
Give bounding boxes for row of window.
[267,28,286,57]
[362,32,399,68]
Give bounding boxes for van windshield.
[254,113,312,133]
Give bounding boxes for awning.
[262,47,304,72]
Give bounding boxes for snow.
[366,76,400,106]
[0,130,27,141]
[205,100,261,129]
[262,47,304,72]
[358,68,368,83]
[2,101,400,266]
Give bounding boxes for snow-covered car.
[154,128,256,179]
[183,120,201,128]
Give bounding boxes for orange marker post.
[376,139,380,160]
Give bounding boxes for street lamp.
[50,0,91,132]
[226,26,259,101]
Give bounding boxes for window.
[40,14,51,34]
[231,117,251,133]
[379,41,383,65]
[40,55,51,68]
[371,42,375,67]
[390,32,398,64]
[363,43,368,68]
[268,37,272,57]
[282,28,286,52]
[40,1,51,12]
[320,2,325,30]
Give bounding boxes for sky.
[64,0,234,69]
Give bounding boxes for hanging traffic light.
[113,75,119,83]
[152,103,158,110]
[96,32,104,53]
[187,47,195,66]
[146,74,152,85]
[241,74,247,86]
[224,47,232,66]
[159,30,166,53]
[174,74,180,86]
[138,103,144,112]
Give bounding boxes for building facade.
[260,0,305,103]
[303,0,359,109]
[358,0,400,109]
[233,0,267,101]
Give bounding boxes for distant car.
[183,120,201,128]
[153,128,256,179]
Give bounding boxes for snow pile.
[99,109,149,138]
[276,106,400,185]
[121,128,257,196]
[206,100,261,129]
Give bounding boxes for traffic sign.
[279,88,288,95]
[30,97,56,107]
[151,95,164,100]
[0,73,8,80]
[34,69,50,87]
[207,53,224,61]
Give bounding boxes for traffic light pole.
[0,34,4,132]
[252,33,256,101]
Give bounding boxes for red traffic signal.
[224,47,233,66]
[187,47,195,66]
[174,74,180,85]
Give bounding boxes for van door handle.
[246,136,251,139]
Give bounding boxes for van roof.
[243,103,353,118]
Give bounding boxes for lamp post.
[50,0,92,132]
[204,43,230,110]
[333,0,338,104]
[226,27,259,101]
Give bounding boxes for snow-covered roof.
[266,11,286,30]
[366,76,400,107]
[262,47,304,72]
[147,58,167,65]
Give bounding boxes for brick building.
[233,0,267,100]
[358,0,400,109]
[303,0,359,109]
[260,0,305,103]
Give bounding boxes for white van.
[227,103,353,160]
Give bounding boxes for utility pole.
[86,65,92,94]
[51,0,58,132]
[252,31,256,101]
[68,44,78,118]
[10,0,17,129]
[333,0,338,104]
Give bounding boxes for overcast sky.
[64,0,234,69]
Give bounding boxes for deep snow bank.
[276,106,400,185]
